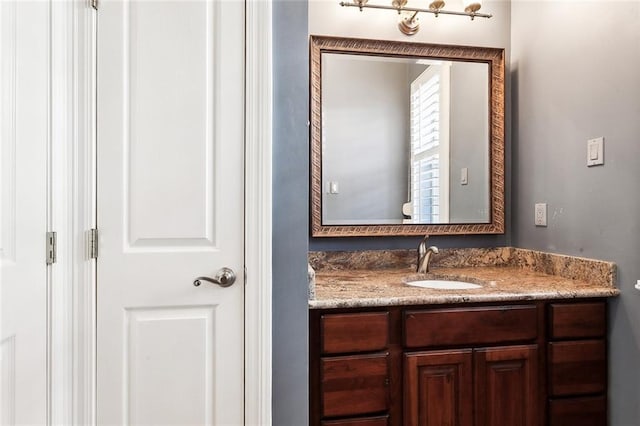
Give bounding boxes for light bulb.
[429,0,445,10]
[463,0,481,13]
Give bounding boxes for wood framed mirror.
[310,35,505,237]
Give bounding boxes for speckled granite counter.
[309,248,619,309]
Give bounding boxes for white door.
[96,0,245,424]
[0,1,50,425]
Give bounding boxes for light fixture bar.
[340,1,491,35]
[339,1,492,19]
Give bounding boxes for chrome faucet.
[417,235,439,274]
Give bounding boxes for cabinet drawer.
[321,312,389,354]
[322,415,389,426]
[549,396,606,426]
[549,302,606,340]
[548,340,606,396]
[321,354,389,418]
[404,305,537,348]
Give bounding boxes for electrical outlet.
[535,203,547,227]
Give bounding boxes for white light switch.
[535,203,547,227]
[587,137,604,166]
[461,167,468,185]
[329,181,339,194]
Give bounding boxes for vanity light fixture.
[342,0,491,35]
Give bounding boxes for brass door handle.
[193,267,236,288]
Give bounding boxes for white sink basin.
[406,280,482,290]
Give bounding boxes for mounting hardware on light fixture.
[339,0,492,35]
[354,0,369,11]
[398,11,420,35]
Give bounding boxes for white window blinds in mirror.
[409,63,451,223]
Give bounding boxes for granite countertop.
[308,248,620,309]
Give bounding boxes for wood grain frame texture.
[310,35,505,237]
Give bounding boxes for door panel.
[124,0,217,250]
[475,345,538,426]
[0,1,49,424]
[126,306,216,425]
[404,350,473,426]
[97,0,245,424]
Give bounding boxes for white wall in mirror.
[449,61,489,222]
[322,55,413,224]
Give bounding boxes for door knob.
[193,267,236,288]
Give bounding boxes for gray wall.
[274,2,640,424]
[322,56,409,223]
[308,0,512,250]
[273,0,309,424]
[511,2,640,425]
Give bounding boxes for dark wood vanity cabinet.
[403,305,540,426]
[403,345,538,426]
[310,299,608,426]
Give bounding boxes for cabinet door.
[404,350,473,426]
[475,345,538,426]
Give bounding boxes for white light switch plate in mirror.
[587,137,604,166]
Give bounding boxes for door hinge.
[46,232,57,265]
[89,228,98,259]
[91,0,98,10]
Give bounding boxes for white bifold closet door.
[0,2,50,425]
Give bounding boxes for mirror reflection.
[321,53,490,225]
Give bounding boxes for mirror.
[310,36,505,237]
